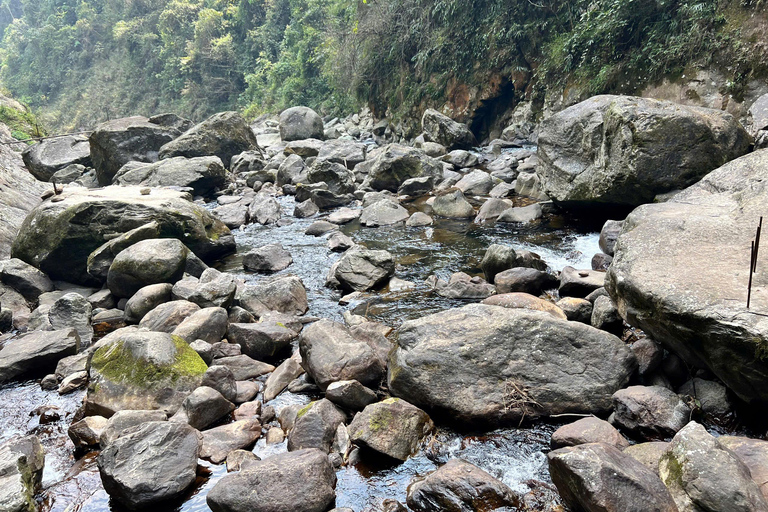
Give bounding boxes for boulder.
[98,421,199,510]
[177,268,236,309]
[213,354,274,380]
[243,243,293,273]
[227,321,298,360]
[327,231,354,252]
[279,106,324,141]
[678,378,732,417]
[494,267,558,296]
[388,304,636,425]
[612,386,691,438]
[497,203,544,224]
[559,267,605,298]
[149,113,194,132]
[427,272,495,299]
[475,198,513,223]
[68,415,108,449]
[317,139,367,168]
[170,386,234,430]
[0,258,54,302]
[348,398,434,461]
[200,419,262,463]
[287,399,346,452]
[359,199,409,227]
[660,422,768,512]
[406,459,518,512]
[89,116,180,185]
[455,170,493,196]
[263,356,304,401]
[421,109,477,150]
[600,220,624,256]
[107,238,188,298]
[537,95,751,209]
[329,247,395,292]
[0,328,79,383]
[158,111,259,167]
[85,221,164,283]
[623,441,670,476]
[139,300,200,332]
[247,193,282,225]
[719,436,768,502]
[294,198,319,218]
[364,144,442,192]
[0,435,45,512]
[550,417,629,450]
[206,448,336,512]
[285,139,323,157]
[549,442,678,512]
[605,149,768,404]
[236,275,308,317]
[86,327,207,416]
[325,380,378,410]
[591,295,624,336]
[556,297,593,323]
[431,189,474,219]
[201,364,238,402]
[406,212,433,227]
[482,293,567,320]
[398,176,435,197]
[278,154,307,186]
[172,307,229,344]
[479,244,547,283]
[113,156,227,197]
[98,409,168,448]
[11,187,234,286]
[22,135,91,182]
[299,319,386,390]
[48,292,93,344]
[306,159,356,195]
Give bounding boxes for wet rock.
[89,116,180,185]
[98,421,200,510]
[398,176,435,197]
[247,193,282,225]
[55,352,88,380]
[22,135,91,182]
[139,300,200,332]
[482,293,567,320]
[591,295,624,336]
[264,355,305,401]
[305,220,338,236]
[421,109,477,150]
[549,442,677,512]
[99,409,168,448]
[388,304,636,425]
[592,252,613,271]
[479,244,546,283]
[206,448,337,512]
[364,144,442,192]
[0,258,54,302]
[158,111,258,167]
[406,459,518,512]
[280,106,324,141]
[236,275,308,317]
[612,386,691,438]
[623,441,670,476]
[327,231,354,252]
[559,267,605,298]
[68,415,108,449]
[58,370,88,394]
[329,247,395,292]
[200,419,262,464]
[431,188,474,218]
[172,307,228,344]
[475,198,513,222]
[235,380,260,403]
[600,220,624,256]
[348,398,433,461]
[325,380,378,411]
[494,267,558,296]
[328,207,361,225]
[299,319,386,390]
[678,378,732,417]
[455,170,493,196]
[88,289,116,310]
[225,449,261,472]
[211,341,242,359]
[359,199,409,227]
[181,268,236,309]
[48,292,93,344]
[660,421,768,512]
[551,417,629,450]
[86,327,206,416]
[213,354,274,380]
[113,156,227,197]
[0,328,79,383]
[0,435,45,512]
[306,159,356,195]
[428,272,496,299]
[719,436,768,502]
[234,401,261,421]
[213,202,249,228]
[537,95,751,209]
[497,203,544,224]
[555,297,593,323]
[228,321,298,360]
[201,365,237,402]
[170,386,235,430]
[243,244,294,274]
[287,399,346,453]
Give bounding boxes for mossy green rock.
[11,186,234,286]
[86,327,207,416]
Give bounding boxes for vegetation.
[0,0,765,131]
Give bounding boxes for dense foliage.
[0,0,764,130]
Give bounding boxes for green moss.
[368,405,395,433]
[0,104,45,141]
[297,401,316,419]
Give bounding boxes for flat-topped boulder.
[11,186,234,286]
[607,149,768,404]
[538,95,751,209]
[363,144,442,192]
[22,134,91,182]
[113,156,227,197]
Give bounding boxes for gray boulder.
[48,292,93,344]
[559,267,605,298]
[431,189,474,219]
[325,380,378,410]
[0,328,79,383]
[329,247,395,292]
[306,159,356,195]
[537,95,751,209]
[22,135,91,182]
[98,409,168,448]
[388,304,636,425]
[482,293,567,320]
[359,199,409,227]
[427,272,495,299]
[600,220,624,256]
[236,275,308,317]
[158,111,259,167]
[113,156,227,197]
[243,243,293,273]
[455,169,493,196]
[494,267,558,295]
[678,378,732,417]
[0,435,45,512]
[263,356,304,401]
[98,421,199,510]
[172,307,228,344]
[719,436,768,503]
[317,139,367,169]
[86,221,163,283]
[200,419,262,464]
[364,144,442,192]
[421,109,477,150]
[139,300,200,332]
[247,193,282,225]
[201,365,237,402]
[107,238,188,298]
[551,417,629,450]
[479,244,547,283]
[170,386,234,430]
[0,258,54,302]
[280,106,324,141]
[227,321,298,360]
[67,416,107,449]
[612,386,691,438]
[287,399,346,453]
[348,398,434,461]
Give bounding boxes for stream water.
[0,184,607,512]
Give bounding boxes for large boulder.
[719,436,768,502]
[287,399,346,453]
[158,111,259,167]
[206,448,336,512]
[107,238,188,298]
[364,144,443,192]
[421,109,477,150]
[236,275,308,317]
[279,106,324,141]
[406,459,518,512]
[549,442,678,512]
[113,156,227,197]
[22,135,91,182]
[388,304,636,425]
[0,435,45,512]
[11,187,234,286]
[348,398,434,461]
[98,421,200,510]
[537,95,751,209]
[86,327,207,416]
[0,328,79,383]
[89,116,180,185]
[660,422,768,512]
[329,247,395,292]
[605,149,768,404]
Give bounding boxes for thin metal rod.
[754,217,763,274]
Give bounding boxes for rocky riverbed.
[2,97,768,512]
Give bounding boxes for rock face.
[0,329,79,383]
[388,304,635,425]
[22,135,91,182]
[158,111,259,167]
[89,116,180,185]
[0,435,45,512]
[660,422,768,512]
[11,187,234,286]
[206,448,337,512]
[537,95,751,209]
[549,442,678,512]
[113,156,227,197]
[348,398,434,461]
[605,149,768,404]
[421,109,477,150]
[279,106,324,141]
[86,327,207,416]
[406,459,518,512]
[98,421,200,510]
[107,239,188,298]
[364,144,442,192]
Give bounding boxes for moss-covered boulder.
[0,435,45,512]
[86,327,207,416]
[11,186,234,286]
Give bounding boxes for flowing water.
[0,187,607,512]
